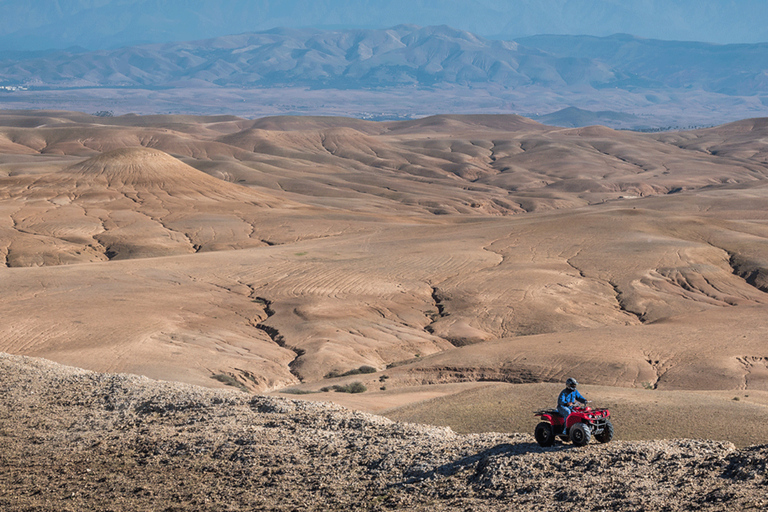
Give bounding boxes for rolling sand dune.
[1,111,768,448]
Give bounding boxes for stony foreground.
[1,353,766,511]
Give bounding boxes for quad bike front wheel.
[534,421,555,447]
[595,420,614,444]
[570,423,592,447]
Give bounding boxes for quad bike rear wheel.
[595,419,614,443]
[534,421,555,447]
[570,423,592,447]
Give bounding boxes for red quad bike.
[534,404,614,447]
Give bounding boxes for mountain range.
[2,25,768,98]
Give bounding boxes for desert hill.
[2,352,767,511]
[532,106,644,129]
[2,110,767,266]
[1,111,768,449]
[62,146,258,191]
[0,145,316,265]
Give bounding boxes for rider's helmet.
[566,377,578,390]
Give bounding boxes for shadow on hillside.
[398,441,572,484]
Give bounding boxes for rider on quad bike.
[558,377,586,435]
[533,377,614,447]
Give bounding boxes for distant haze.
[0,0,767,51]
[4,27,767,96]
[2,25,767,128]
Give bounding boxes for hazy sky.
[0,0,766,51]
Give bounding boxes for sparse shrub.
[280,388,317,395]
[380,386,387,391]
[341,381,367,393]
[320,382,367,393]
[379,375,389,382]
[211,373,248,392]
[642,382,655,390]
[324,365,378,379]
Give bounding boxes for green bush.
[341,382,367,393]
[320,382,367,394]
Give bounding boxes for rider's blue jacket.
[558,388,586,407]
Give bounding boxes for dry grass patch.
[382,383,768,448]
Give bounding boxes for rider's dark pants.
[557,405,572,434]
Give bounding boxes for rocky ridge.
[1,352,766,511]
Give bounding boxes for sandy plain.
[1,110,768,446]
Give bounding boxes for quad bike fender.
[540,413,564,427]
[565,415,583,431]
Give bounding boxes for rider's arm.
[576,390,587,404]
